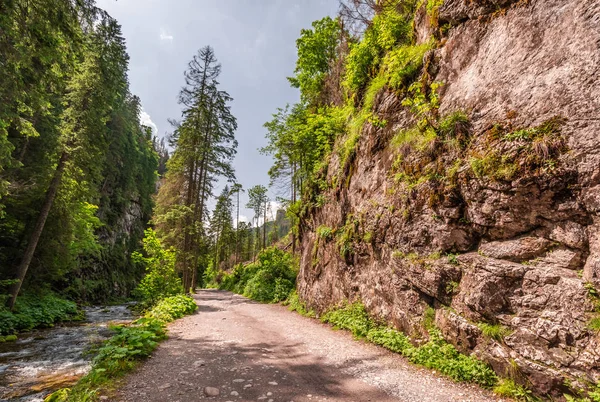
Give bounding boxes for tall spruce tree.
[154,46,237,291]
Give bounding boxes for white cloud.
[140,108,158,134]
[159,28,174,41]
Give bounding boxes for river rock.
[203,386,220,397]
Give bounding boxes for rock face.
[297,0,600,397]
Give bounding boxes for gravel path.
[115,290,503,402]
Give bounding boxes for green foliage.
[317,225,335,240]
[0,334,18,342]
[438,111,470,146]
[285,290,316,317]
[447,253,459,265]
[0,2,159,304]
[321,302,372,338]
[145,294,197,322]
[470,152,518,181]
[588,317,600,331]
[153,46,238,292]
[68,202,103,258]
[409,329,497,387]
[494,379,539,402]
[132,229,183,307]
[344,9,413,95]
[213,248,297,304]
[565,387,600,402]
[423,306,436,329]
[426,0,445,26]
[337,216,360,259]
[319,301,498,388]
[469,117,566,182]
[366,326,413,353]
[0,293,80,335]
[288,17,341,105]
[478,322,512,342]
[382,41,434,90]
[401,81,442,130]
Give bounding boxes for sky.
[96,0,339,224]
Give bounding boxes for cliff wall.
[297,0,600,396]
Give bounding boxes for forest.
[0,0,293,333]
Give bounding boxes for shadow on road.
[158,332,395,402]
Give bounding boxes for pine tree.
[154,46,237,291]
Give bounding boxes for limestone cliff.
[297,0,600,397]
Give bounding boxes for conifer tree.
[154,46,237,291]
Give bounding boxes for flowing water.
[0,305,134,401]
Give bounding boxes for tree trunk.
[263,202,267,250]
[236,189,240,263]
[8,152,68,309]
[292,162,296,255]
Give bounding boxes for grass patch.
[383,41,434,91]
[319,301,498,388]
[285,290,316,318]
[588,317,600,331]
[478,322,512,342]
[494,378,539,402]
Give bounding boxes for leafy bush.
[145,294,197,322]
[212,248,297,304]
[132,229,183,307]
[321,302,372,338]
[319,300,498,388]
[287,16,341,104]
[285,290,316,317]
[273,277,295,303]
[409,329,497,387]
[344,9,413,94]
[0,293,80,335]
[382,41,433,90]
[89,318,166,382]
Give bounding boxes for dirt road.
[116,290,501,402]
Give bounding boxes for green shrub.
[273,278,294,303]
[319,301,498,388]
[132,229,183,307]
[321,302,372,338]
[0,292,80,335]
[344,9,413,94]
[589,317,600,331]
[145,294,197,322]
[317,225,335,240]
[383,41,433,90]
[367,326,412,353]
[214,248,297,304]
[244,269,278,302]
[409,329,497,387]
[285,290,316,317]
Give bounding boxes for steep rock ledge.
[297,0,600,397]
